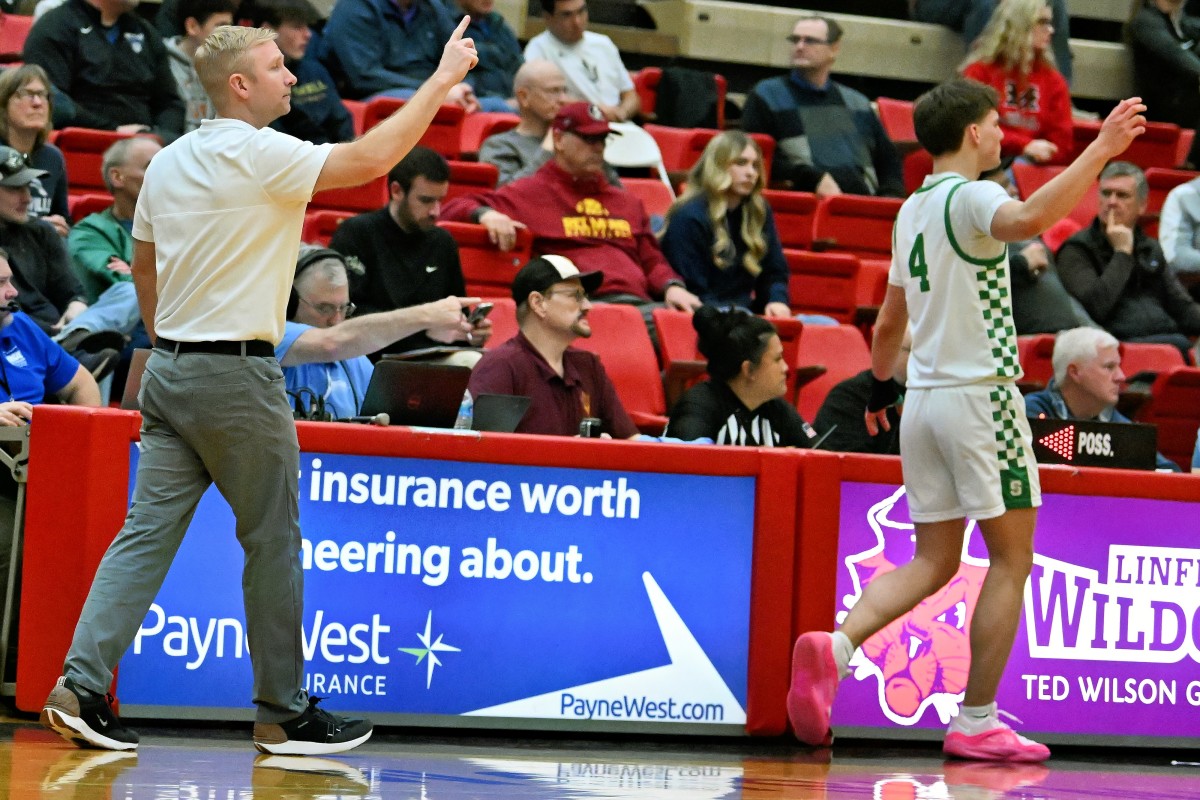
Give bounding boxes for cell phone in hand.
[466,302,494,326]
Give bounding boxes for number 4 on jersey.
[908,233,930,292]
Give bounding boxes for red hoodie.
[440,160,682,300]
[962,59,1072,165]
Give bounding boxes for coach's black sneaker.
[40,676,139,751]
[252,696,372,756]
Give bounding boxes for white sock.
[831,630,854,678]
[952,702,999,735]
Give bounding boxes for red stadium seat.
[1012,163,1097,227]
[302,210,352,246]
[784,249,860,324]
[459,111,519,156]
[1072,120,1181,171]
[446,160,498,203]
[67,192,112,223]
[1134,365,1200,470]
[1178,128,1195,169]
[438,221,531,297]
[361,98,465,158]
[793,323,871,422]
[1143,167,1199,238]
[811,195,903,261]
[876,97,916,150]
[902,148,934,196]
[53,127,141,193]
[1120,342,1186,379]
[341,99,366,137]
[632,67,727,129]
[309,174,387,214]
[1017,333,1056,391]
[573,303,667,435]
[651,308,707,409]
[0,12,32,62]
[644,125,773,178]
[623,177,674,219]
[481,297,518,349]
[763,189,818,250]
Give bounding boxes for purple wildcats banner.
[831,482,1200,745]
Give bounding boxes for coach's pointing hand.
[438,15,479,85]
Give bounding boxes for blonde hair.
[962,0,1055,80]
[0,65,55,150]
[195,25,279,104]
[666,131,768,277]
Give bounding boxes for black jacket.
[23,0,184,141]
[1056,218,1200,340]
[0,219,87,335]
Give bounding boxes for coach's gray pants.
[64,348,307,723]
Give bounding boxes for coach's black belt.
[155,337,273,358]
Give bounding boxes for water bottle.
[453,390,474,430]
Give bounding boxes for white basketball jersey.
[888,172,1020,389]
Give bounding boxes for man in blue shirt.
[1024,326,1181,471]
[279,245,482,418]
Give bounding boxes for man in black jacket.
[23,0,185,142]
[1057,161,1200,359]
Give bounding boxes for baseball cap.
[552,102,619,137]
[0,145,48,188]
[511,255,603,303]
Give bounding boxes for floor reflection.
[7,723,1199,799]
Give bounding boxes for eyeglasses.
[786,34,830,46]
[12,88,48,102]
[299,296,356,317]
[543,288,588,303]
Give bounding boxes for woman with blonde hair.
[961,0,1072,165]
[660,130,791,318]
[0,64,70,236]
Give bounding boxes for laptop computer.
[1028,417,1158,471]
[120,348,151,410]
[471,394,531,433]
[359,360,471,428]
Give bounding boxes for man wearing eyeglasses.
[742,15,905,199]
[278,245,476,419]
[469,254,638,438]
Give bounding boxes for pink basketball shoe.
[786,632,840,747]
[944,712,1050,762]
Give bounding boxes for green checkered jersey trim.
[990,385,1035,509]
[945,181,1020,381]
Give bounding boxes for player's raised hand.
[438,15,479,84]
[1093,97,1147,160]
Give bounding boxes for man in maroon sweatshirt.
[440,102,701,312]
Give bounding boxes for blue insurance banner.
[118,449,756,726]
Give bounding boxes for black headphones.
[288,246,347,319]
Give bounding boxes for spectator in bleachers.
[1024,326,1181,470]
[165,0,236,134]
[912,0,1073,84]
[0,246,102,616]
[961,0,1072,166]
[68,137,160,305]
[318,0,499,112]
[523,0,640,123]
[24,0,185,142]
[469,254,637,438]
[442,102,701,315]
[741,15,905,199]
[479,60,620,187]
[0,146,127,378]
[453,0,522,108]
[0,65,70,238]
[980,162,1094,333]
[1128,0,1200,169]
[664,306,818,447]
[812,329,908,455]
[660,131,790,318]
[278,244,474,418]
[331,146,491,359]
[1158,172,1200,277]
[245,0,354,144]
[1057,161,1200,358]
